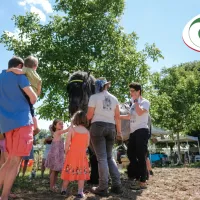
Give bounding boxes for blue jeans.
[90,122,121,189]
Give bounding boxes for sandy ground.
[10,167,200,200]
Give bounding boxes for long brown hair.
[52,119,63,132]
[71,110,88,127]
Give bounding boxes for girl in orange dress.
[61,110,90,198]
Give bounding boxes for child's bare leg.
[53,171,59,187]
[50,170,55,190]
[33,117,40,135]
[0,152,6,168]
[49,169,52,177]
[61,180,70,192]
[22,159,29,177]
[18,161,22,177]
[78,180,85,196]
[41,158,46,178]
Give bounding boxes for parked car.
[149,153,170,167]
[195,155,200,162]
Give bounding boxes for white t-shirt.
[130,97,150,133]
[88,90,119,124]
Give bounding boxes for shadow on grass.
[10,171,143,200]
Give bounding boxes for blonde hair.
[24,56,38,68]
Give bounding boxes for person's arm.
[65,129,72,154]
[135,103,147,116]
[87,95,95,120]
[56,126,70,135]
[7,68,25,74]
[22,86,37,104]
[87,107,95,120]
[115,104,123,140]
[135,100,150,116]
[37,82,42,96]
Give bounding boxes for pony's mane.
[67,71,96,116]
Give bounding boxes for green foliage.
[0,0,163,120]
[149,61,200,134]
[34,129,50,140]
[190,161,200,168]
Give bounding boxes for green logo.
[183,15,200,52]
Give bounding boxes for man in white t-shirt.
[120,82,150,190]
[87,77,123,196]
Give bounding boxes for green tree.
[148,61,200,162]
[35,129,50,140]
[0,0,163,120]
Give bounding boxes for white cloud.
[18,0,53,13]
[5,28,30,43]
[18,1,26,6]
[30,6,46,22]
[5,29,20,39]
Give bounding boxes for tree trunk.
[177,132,182,164]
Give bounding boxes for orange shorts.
[5,125,33,157]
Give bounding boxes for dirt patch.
[11,168,200,200]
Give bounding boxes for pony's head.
[67,71,96,116]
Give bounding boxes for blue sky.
[120,0,200,71]
[0,0,199,129]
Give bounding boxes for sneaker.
[76,193,85,198]
[110,185,123,194]
[91,187,108,196]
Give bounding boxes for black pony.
[67,71,99,184]
[67,71,96,116]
